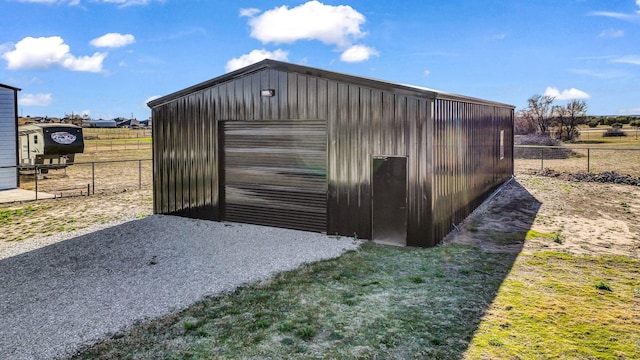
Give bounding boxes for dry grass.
[19,148,152,196]
[3,129,639,359]
[67,175,640,360]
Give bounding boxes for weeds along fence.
[13,159,152,200]
[580,128,640,141]
[82,128,152,151]
[515,145,640,176]
[84,140,152,151]
[83,128,152,139]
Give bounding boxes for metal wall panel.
[0,86,18,190]
[430,99,514,242]
[150,61,514,247]
[223,120,327,232]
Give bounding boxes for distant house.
[83,119,117,128]
[0,83,20,190]
[116,119,140,128]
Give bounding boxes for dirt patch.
[446,174,640,258]
[0,189,152,245]
[3,168,639,260]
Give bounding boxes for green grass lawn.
[465,251,639,359]
[72,242,639,360]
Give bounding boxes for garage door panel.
[224,168,324,190]
[224,120,327,232]
[224,152,326,172]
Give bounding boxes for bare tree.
[553,100,588,142]
[514,110,538,135]
[525,94,555,134]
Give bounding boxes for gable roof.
[0,83,21,91]
[148,59,513,109]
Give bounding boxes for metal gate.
[223,120,327,232]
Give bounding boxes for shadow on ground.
[68,180,542,359]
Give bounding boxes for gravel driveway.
[0,215,360,360]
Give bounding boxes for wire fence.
[10,159,153,200]
[83,140,152,152]
[579,128,640,141]
[515,145,640,177]
[4,145,638,203]
[83,128,152,139]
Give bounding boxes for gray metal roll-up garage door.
[223,120,327,232]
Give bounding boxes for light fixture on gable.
[260,89,276,97]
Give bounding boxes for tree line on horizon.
[516,95,640,142]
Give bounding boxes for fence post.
[92,162,95,195]
[541,148,544,170]
[35,165,38,201]
[139,159,142,190]
[587,148,590,173]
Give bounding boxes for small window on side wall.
[499,130,505,160]
[34,135,38,144]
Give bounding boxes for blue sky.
[1,0,639,119]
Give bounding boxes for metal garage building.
[0,84,20,191]
[148,60,514,247]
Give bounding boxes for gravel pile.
[0,215,360,360]
[535,169,640,186]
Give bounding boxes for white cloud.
[423,69,431,76]
[598,29,624,38]
[589,10,640,22]
[98,0,162,7]
[2,36,106,72]
[612,55,640,65]
[618,107,640,115]
[544,87,590,100]
[19,93,53,106]
[569,68,626,79]
[245,1,366,48]
[239,8,260,17]
[340,45,379,63]
[17,0,161,6]
[225,49,288,72]
[90,33,135,48]
[145,95,160,104]
[17,0,65,3]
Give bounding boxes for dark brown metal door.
[372,156,407,245]
[223,120,327,232]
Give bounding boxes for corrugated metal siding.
[430,99,514,242]
[0,87,17,190]
[151,62,513,247]
[293,77,432,245]
[223,120,326,232]
[152,92,219,219]
[152,69,288,219]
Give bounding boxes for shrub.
[588,120,599,128]
[603,127,627,137]
[595,281,612,292]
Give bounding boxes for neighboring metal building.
[0,84,20,190]
[148,60,514,247]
